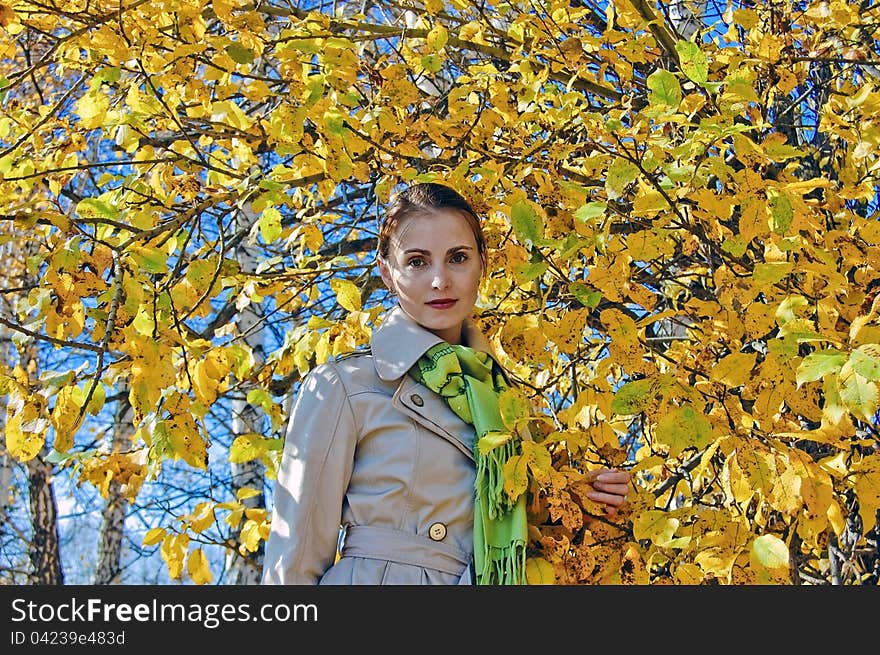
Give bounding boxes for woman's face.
[377,209,483,345]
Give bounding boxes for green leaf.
[850,344,880,381]
[654,405,715,458]
[258,207,282,243]
[574,201,606,222]
[129,245,168,274]
[513,262,547,284]
[229,434,268,464]
[510,200,544,248]
[226,345,255,381]
[498,388,530,429]
[751,534,789,569]
[323,108,347,136]
[477,430,513,455]
[753,262,793,286]
[610,378,654,415]
[838,361,879,422]
[721,235,748,257]
[605,158,640,200]
[796,349,847,387]
[226,43,255,64]
[764,140,804,161]
[675,41,708,86]
[633,509,681,547]
[246,388,274,410]
[770,192,793,235]
[76,198,118,220]
[569,281,601,309]
[647,69,682,108]
[421,54,442,72]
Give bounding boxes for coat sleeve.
[261,360,357,584]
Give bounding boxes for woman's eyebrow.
[403,245,474,255]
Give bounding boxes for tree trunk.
[17,278,64,584]
[92,389,134,584]
[26,450,64,584]
[225,201,266,585]
[0,324,13,548]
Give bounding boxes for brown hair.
[377,182,487,271]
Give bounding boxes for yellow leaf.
[160,533,189,580]
[142,527,166,547]
[229,434,264,463]
[632,509,680,547]
[426,25,448,51]
[542,308,588,354]
[477,430,512,455]
[631,187,669,217]
[225,506,244,529]
[851,454,880,535]
[752,261,793,286]
[600,308,642,367]
[240,519,262,553]
[330,278,362,312]
[502,453,529,500]
[167,411,208,470]
[827,499,846,536]
[185,502,216,534]
[521,440,552,480]
[76,90,109,130]
[50,385,82,453]
[245,508,267,522]
[710,352,757,388]
[5,400,48,462]
[673,563,705,584]
[187,548,213,585]
[605,158,640,200]
[237,486,262,501]
[525,557,556,585]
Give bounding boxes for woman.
[261,182,631,585]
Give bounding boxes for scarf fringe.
[475,438,518,519]
[479,541,527,585]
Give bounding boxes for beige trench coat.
[261,304,505,585]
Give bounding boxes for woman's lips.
[427,300,457,309]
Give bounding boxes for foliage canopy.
[1,0,879,585]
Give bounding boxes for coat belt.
[339,524,473,584]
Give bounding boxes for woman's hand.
[585,468,631,517]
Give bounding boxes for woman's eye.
[407,257,425,268]
[451,252,467,263]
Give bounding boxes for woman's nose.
[431,267,450,289]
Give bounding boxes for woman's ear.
[377,256,395,294]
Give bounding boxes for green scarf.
[409,342,528,585]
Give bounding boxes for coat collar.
[370,304,496,381]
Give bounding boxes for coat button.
[428,522,447,541]
[410,394,424,407]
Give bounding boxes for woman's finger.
[587,490,626,508]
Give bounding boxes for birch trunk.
[92,389,134,584]
[225,201,266,585]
